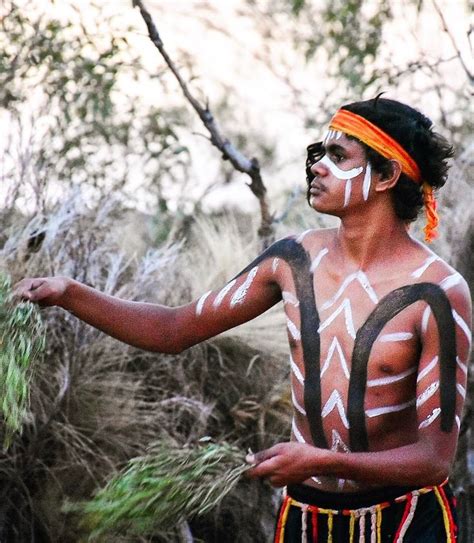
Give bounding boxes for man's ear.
[374,160,402,193]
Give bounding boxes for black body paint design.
[348,283,457,451]
[234,238,327,448]
[235,240,457,452]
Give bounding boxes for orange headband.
[329,109,438,242]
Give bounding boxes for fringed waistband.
[274,480,455,543]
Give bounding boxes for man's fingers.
[245,455,281,479]
[246,444,280,466]
[13,278,47,301]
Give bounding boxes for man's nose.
[310,161,327,176]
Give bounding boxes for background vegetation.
[0,0,472,541]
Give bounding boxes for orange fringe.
[423,183,439,243]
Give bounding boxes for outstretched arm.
[14,247,282,354]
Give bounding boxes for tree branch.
[431,0,473,84]
[132,0,274,243]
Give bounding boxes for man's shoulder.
[408,245,471,305]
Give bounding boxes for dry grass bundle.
[67,438,249,539]
[0,272,45,450]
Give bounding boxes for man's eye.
[333,153,344,163]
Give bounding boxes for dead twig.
[431,0,473,84]
[132,0,274,244]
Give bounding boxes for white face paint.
[318,155,363,180]
[317,155,367,208]
[315,145,372,206]
[323,129,344,144]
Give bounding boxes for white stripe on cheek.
[362,162,372,201]
[318,155,363,180]
[344,179,352,207]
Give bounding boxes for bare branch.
[132,0,274,243]
[431,0,474,84]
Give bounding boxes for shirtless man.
[15,98,471,542]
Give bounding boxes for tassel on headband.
[422,183,438,242]
[329,109,439,242]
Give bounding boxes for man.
[15,98,471,542]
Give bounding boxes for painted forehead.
[323,129,345,144]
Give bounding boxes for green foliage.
[320,0,391,91]
[0,1,189,210]
[67,438,249,539]
[0,273,45,449]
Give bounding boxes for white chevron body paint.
[416,381,439,407]
[290,354,305,385]
[282,291,300,307]
[272,258,279,273]
[456,356,468,375]
[321,270,378,311]
[330,429,351,491]
[230,266,258,307]
[310,247,329,273]
[367,366,416,387]
[213,280,236,308]
[417,356,438,382]
[421,307,431,334]
[318,298,356,339]
[440,272,462,291]
[322,390,350,429]
[292,418,306,443]
[292,388,306,415]
[296,229,312,244]
[411,255,439,278]
[365,399,415,418]
[452,309,472,344]
[419,407,441,428]
[379,332,413,342]
[321,337,350,379]
[318,155,363,180]
[287,318,301,341]
[362,162,372,200]
[457,383,466,399]
[331,429,350,453]
[196,290,212,316]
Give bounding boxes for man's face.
[306,132,372,216]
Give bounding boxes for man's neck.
[333,212,412,272]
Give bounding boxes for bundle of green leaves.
[68,437,250,539]
[0,273,45,449]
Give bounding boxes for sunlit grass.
[0,272,45,449]
[67,437,249,539]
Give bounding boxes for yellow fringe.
[433,487,453,543]
[327,512,333,543]
[349,511,356,543]
[278,497,292,543]
[376,505,382,543]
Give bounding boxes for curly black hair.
[306,97,455,222]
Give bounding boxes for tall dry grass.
[0,195,291,542]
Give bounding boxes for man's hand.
[245,442,327,487]
[13,277,72,307]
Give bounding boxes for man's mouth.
[310,182,326,195]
